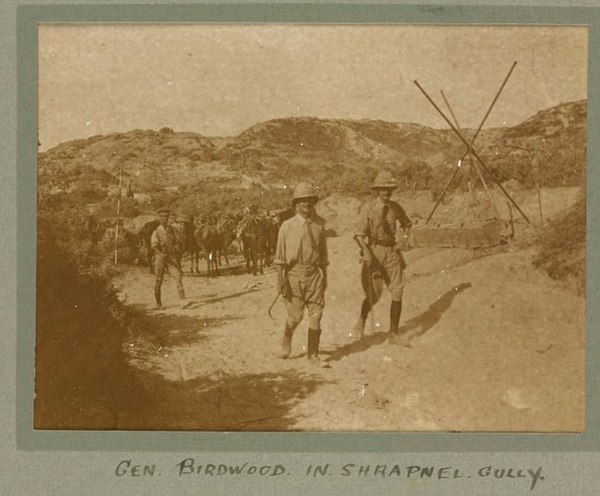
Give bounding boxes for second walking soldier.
[151,207,186,309]
[353,171,412,345]
[274,182,329,364]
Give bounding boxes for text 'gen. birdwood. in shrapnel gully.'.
[114,459,545,490]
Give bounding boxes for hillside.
[484,99,587,187]
[230,117,464,167]
[38,100,586,202]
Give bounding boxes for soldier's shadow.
[325,282,472,362]
[397,281,472,340]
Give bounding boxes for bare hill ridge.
[39,100,586,194]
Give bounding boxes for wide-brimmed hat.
[156,207,171,215]
[293,182,318,202]
[372,171,398,189]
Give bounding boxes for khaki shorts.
[154,253,185,298]
[284,265,325,329]
[361,245,406,302]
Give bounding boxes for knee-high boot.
[388,299,409,346]
[352,299,371,340]
[307,328,321,360]
[389,299,402,334]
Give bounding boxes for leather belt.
[292,263,321,268]
[372,240,395,247]
[289,264,321,275]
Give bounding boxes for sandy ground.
[111,187,584,432]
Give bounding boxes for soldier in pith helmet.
[353,171,412,345]
[273,182,330,366]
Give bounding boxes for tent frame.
[414,61,531,225]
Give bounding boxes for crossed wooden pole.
[416,61,530,225]
[440,89,501,221]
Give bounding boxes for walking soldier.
[353,171,412,345]
[151,207,186,309]
[274,182,329,364]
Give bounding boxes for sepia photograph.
[35,23,587,433]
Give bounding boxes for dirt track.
[112,190,584,432]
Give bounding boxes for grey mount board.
[3,1,600,495]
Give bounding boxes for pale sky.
[38,24,587,151]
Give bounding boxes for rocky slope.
[38,100,586,196]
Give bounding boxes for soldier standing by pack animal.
[353,171,412,345]
[274,183,329,365]
[151,207,186,309]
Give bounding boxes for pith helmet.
[372,171,398,189]
[293,182,318,202]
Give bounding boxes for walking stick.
[267,292,280,320]
[267,268,292,320]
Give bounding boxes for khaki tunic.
[355,197,411,301]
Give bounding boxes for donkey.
[194,220,221,277]
[237,214,265,275]
[181,219,201,274]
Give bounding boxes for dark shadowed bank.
[533,192,586,295]
[35,216,146,428]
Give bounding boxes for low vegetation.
[533,192,586,293]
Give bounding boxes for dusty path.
[114,230,584,432]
